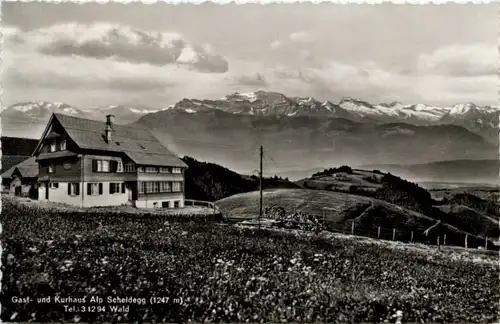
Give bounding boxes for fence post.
[410,231,413,242]
[392,228,395,241]
[443,234,446,246]
[351,221,354,235]
[465,234,468,249]
[437,236,440,250]
[377,226,380,239]
[485,236,488,250]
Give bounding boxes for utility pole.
[259,145,263,232]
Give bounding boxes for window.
[124,162,135,173]
[172,182,181,192]
[116,160,123,173]
[174,201,179,208]
[94,160,110,172]
[159,167,171,173]
[87,183,101,196]
[160,182,171,192]
[137,167,144,173]
[138,181,183,194]
[68,183,79,196]
[162,201,170,208]
[153,202,158,208]
[50,141,56,152]
[172,167,182,174]
[145,167,157,173]
[109,183,121,194]
[60,139,66,151]
[63,162,71,170]
[49,182,59,189]
[48,164,55,174]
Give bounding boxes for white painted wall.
[9,178,31,196]
[39,181,184,209]
[41,181,129,207]
[38,184,47,201]
[82,182,129,208]
[135,195,184,209]
[46,182,82,206]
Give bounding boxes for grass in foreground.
[1,199,499,323]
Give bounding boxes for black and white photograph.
[1,2,499,323]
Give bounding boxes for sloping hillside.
[295,167,499,242]
[216,188,488,248]
[182,156,300,202]
[435,204,499,238]
[297,167,436,214]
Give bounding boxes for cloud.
[417,43,496,77]
[2,23,495,108]
[270,40,282,50]
[288,31,315,43]
[270,31,315,51]
[233,72,267,87]
[7,23,229,73]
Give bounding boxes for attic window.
[115,142,121,146]
[139,144,146,149]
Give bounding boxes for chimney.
[105,114,114,143]
[106,114,115,125]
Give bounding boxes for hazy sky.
[3,2,497,109]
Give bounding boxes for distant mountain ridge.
[2,92,496,180]
[2,91,497,143]
[135,108,496,174]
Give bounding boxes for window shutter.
[99,183,103,195]
[67,183,71,195]
[121,183,125,193]
[92,160,97,172]
[112,161,117,172]
[87,183,91,195]
[109,183,113,194]
[76,184,80,196]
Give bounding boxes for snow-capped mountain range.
[2,91,497,143]
[1,101,161,124]
[165,91,497,125]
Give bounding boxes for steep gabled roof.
[51,113,187,167]
[1,155,31,173]
[1,157,38,179]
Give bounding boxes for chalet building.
[33,113,188,208]
[1,156,39,198]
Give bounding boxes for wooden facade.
[34,113,187,208]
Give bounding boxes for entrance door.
[129,182,138,201]
[174,201,179,208]
[45,182,49,200]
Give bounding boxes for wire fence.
[232,206,499,252]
